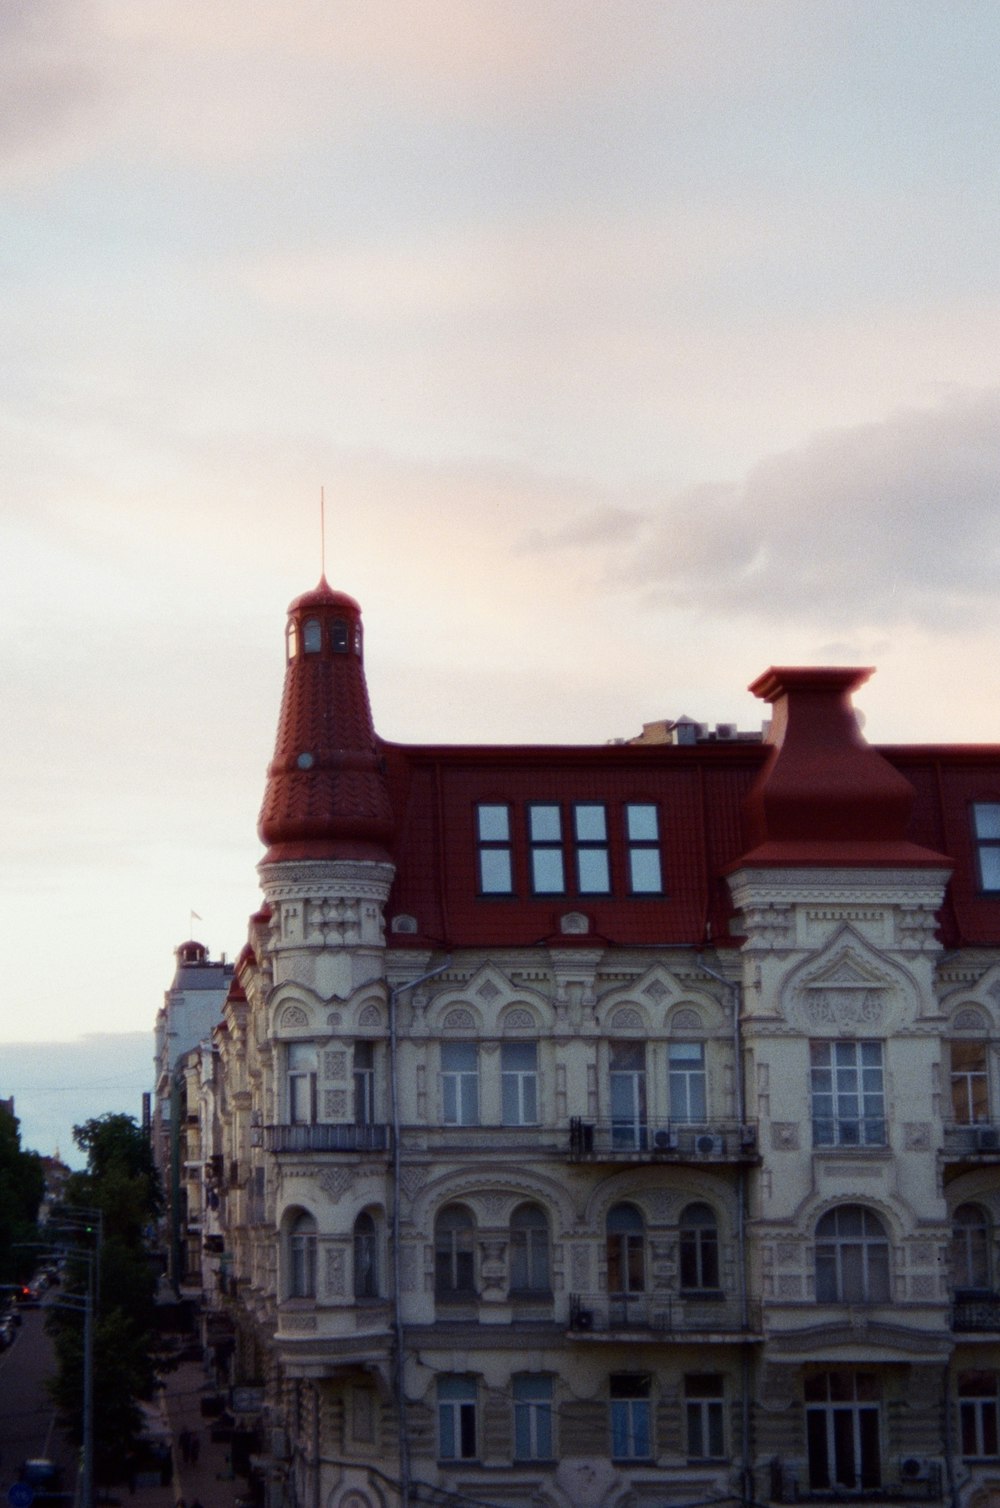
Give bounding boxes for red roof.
[257,587,1000,951]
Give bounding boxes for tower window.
[286,621,299,660]
[303,618,322,654]
[331,618,349,653]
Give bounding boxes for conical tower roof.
[257,578,393,863]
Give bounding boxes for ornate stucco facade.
[190,582,1000,1508]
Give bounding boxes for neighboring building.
[152,939,233,1286]
[203,577,1000,1508]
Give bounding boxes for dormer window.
[331,618,350,654]
[973,804,1000,891]
[303,618,322,654]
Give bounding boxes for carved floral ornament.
[782,929,912,1034]
[278,1004,310,1031]
[952,1006,990,1034]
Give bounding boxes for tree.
[0,1101,44,1284]
[48,1113,164,1484]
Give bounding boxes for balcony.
[952,1291,1000,1331]
[264,1123,390,1154]
[568,1117,758,1163]
[568,1291,760,1336]
[941,1123,1000,1173]
[770,1458,943,1503]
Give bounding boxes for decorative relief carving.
[610,1007,643,1032]
[478,1193,511,1222]
[279,1005,309,1029]
[896,906,938,950]
[909,1275,936,1299]
[326,1012,342,1028]
[502,1008,535,1032]
[903,1123,931,1151]
[954,1007,988,1032]
[795,947,892,1028]
[771,1123,800,1151]
[741,902,793,948]
[643,979,670,1004]
[560,912,590,934]
[399,1167,428,1202]
[318,1167,354,1202]
[671,1008,703,1033]
[570,1244,590,1289]
[643,1190,678,1222]
[306,896,362,946]
[358,1004,382,1032]
[442,1008,475,1032]
[324,1051,347,1081]
[477,979,501,1003]
[281,1311,317,1332]
[325,1248,346,1297]
[324,1090,348,1118]
[911,1242,934,1265]
[777,1274,803,1298]
[775,1242,798,1265]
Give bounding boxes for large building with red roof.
[206,577,1000,1508]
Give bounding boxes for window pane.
[629,848,662,893]
[981,848,1000,889]
[626,804,658,841]
[532,848,565,892]
[578,848,611,892]
[575,804,607,840]
[529,804,561,841]
[477,804,509,840]
[974,804,1000,839]
[480,849,512,893]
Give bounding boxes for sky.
[4,1,1000,1135]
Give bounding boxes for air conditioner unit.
[695,1133,725,1156]
[899,1457,933,1483]
[740,1124,758,1150]
[976,1126,1000,1151]
[653,1127,678,1151]
[572,1307,594,1331]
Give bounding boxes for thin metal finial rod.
[320,486,326,581]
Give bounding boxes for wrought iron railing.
[568,1291,760,1334]
[568,1117,757,1160]
[264,1123,390,1153]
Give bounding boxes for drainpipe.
[697,955,752,1508]
[388,955,452,1506]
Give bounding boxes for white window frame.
[685,1374,725,1460]
[810,1040,886,1148]
[610,1375,652,1460]
[669,1040,706,1122]
[513,1375,553,1460]
[501,1040,538,1126]
[438,1376,477,1460]
[441,1041,479,1126]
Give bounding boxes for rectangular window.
[610,1041,647,1150]
[810,1041,886,1148]
[973,803,1000,891]
[610,1375,652,1460]
[502,1041,538,1126]
[574,803,611,893]
[805,1372,881,1491]
[960,1372,1000,1458]
[685,1375,725,1460]
[951,1040,989,1124]
[287,1043,318,1125]
[442,1042,479,1126]
[353,1042,375,1125]
[528,804,565,893]
[477,804,513,894]
[669,1041,707,1121]
[514,1375,553,1460]
[625,803,663,893]
[438,1376,477,1460]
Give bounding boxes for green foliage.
[0,1102,44,1283]
[48,1112,165,1483]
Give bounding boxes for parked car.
[18,1457,64,1499]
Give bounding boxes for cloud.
[600,390,1000,632]
[0,0,105,181]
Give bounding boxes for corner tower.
[257,577,395,1001]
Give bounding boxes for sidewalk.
[120,1358,251,1508]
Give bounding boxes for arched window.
[679,1202,720,1292]
[288,1211,317,1298]
[302,617,322,653]
[354,1211,378,1298]
[607,1203,645,1294]
[436,1204,475,1296]
[510,1203,550,1293]
[952,1204,991,1294]
[286,620,299,661]
[815,1207,890,1304]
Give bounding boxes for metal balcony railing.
[942,1123,1000,1157]
[770,1458,943,1503]
[264,1123,390,1153]
[952,1291,1000,1330]
[568,1117,758,1162]
[568,1291,759,1335]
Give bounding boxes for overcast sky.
[4,0,1000,1069]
